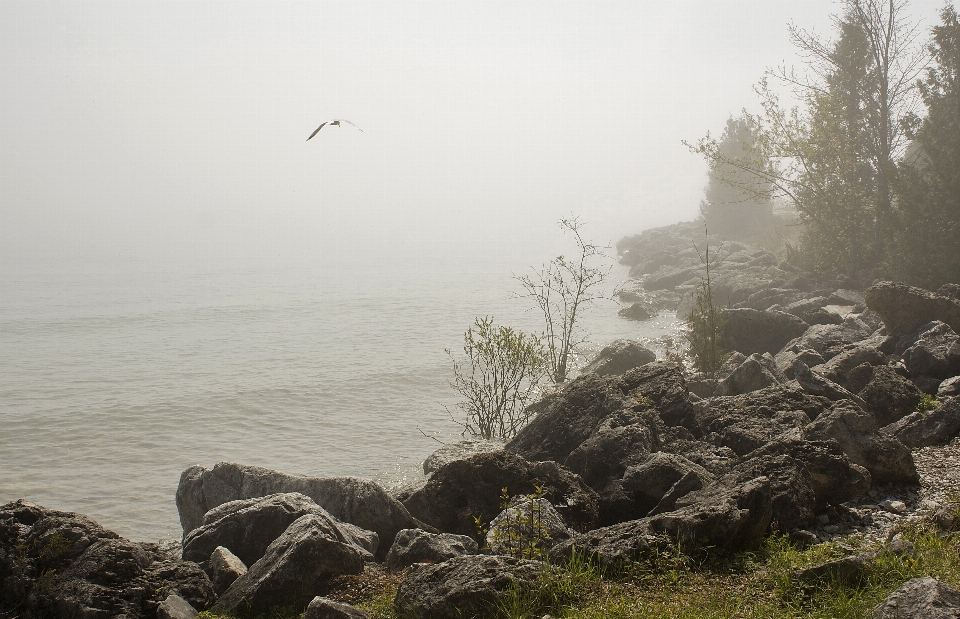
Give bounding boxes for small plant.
[917,392,940,413]
[485,486,553,560]
[447,317,549,440]
[686,226,729,378]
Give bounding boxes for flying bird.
[306,119,363,141]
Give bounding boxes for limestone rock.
[562,409,657,491]
[402,451,599,540]
[719,308,809,355]
[804,402,919,485]
[620,452,715,516]
[872,576,960,618]
[213,514,368,616]
[208,545,247,596]
[794,361,867,407]
[394,555,544,619]
[902,321,960,380]
[881,397,960,449]
[714,352,786,396]
[0,500,215,618]
[304,597,371,619]
[618,301,658,321]
[385,529,478,573]
[182,492,377,567]
[422,440,504,475]
[859,365,923,427]
[782,318,875,361]
[941,376,960,396]
[581,339,657,376]
[864,281,960,334]
[486,497,572,556]
[158,594,199,619]
[175,462,421,557]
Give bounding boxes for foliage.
[517,217,611,383]
[891,5,960,288]
[446,316,548,440]
[699,114,775,237]
[484,486,553,560]
[917,392,941,413]
[685,229,728,378]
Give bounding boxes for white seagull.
[306,119,363,141]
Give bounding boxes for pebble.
[880,499,907,514]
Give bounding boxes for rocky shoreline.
[4,221,960,618]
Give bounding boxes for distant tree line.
[691,1,959,289]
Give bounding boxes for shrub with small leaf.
[483,487,554,560]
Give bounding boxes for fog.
[0,1,948,273]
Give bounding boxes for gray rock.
[730,454,815,532]
[175,462,421,558]
[621,452,715,516]
[719,308,809,356]
[872,576,960,618]
[783,318,876,361]
[941,376,960,396]
[581,339,657,376]
[385,528,479,573]
[804,402,919,485]
[801,307,843,325]
[902,321,960,380]
[0,500,215,618]
[794,551,875,586]
[304,597,371,619]
[213,514,368,616]
[844,362,877,395]
[394,555,544,619]
[158,594,199,619]
[716,351,747,381]
[487,497,572,556]
[618,301,658,321]
[794,361,867,407]
[881,397,960,448]
[714,352,786,396]
[563,409,657,491]
[865,281,960,334]
[811,345,886,385]
[859,365,923,427]
[402,451,599,541]
[775,348,827,379]
[423,440,505,475]
[208,545,247,596]
[182,492,377,567]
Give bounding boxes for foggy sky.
[1,1,951,271]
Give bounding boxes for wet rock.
[881,397,960,449]
[304,597,371,619]
[581,339,657,376]
[394,555,543,619]
[804,402,919,485]
[182,492,377,567]
[385,529,478,573]
[175,462,422,558]
[714,352,786,396]
[423,440,505,475]
[208,545,247,596]
[213,514,369,616]
[618,301,658,321]
[864,281,960,335]
[402,451,599,540]
[486,497,572,556]
[872,576,960,619]
[0,500,215,618]
[719,308,809,355]
[859,365,924,427]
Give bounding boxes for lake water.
[0,255,682,542]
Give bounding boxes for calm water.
[0,256,681,542]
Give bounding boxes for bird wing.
[306,122,328,141]
[335,119,363,132]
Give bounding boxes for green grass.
[196,523,960,619]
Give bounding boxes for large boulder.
[212,514,369,616]
[394,555,544,619]
[562,409,658,491]
[175,462,422,557]
[581,339,657,376]
[422,440,505,475]
[872,576,960,619]
[782,318,876,361]
[713,352,786,396]
[901,321,960,381]
[729,454,815,532]
[0,500,215,618]
[618,301,658,321]
[864,281,960,335]
[793,361,867,407]
[304,597,370,619]
[182,493,377,568]
[385,529,478,573]
[620,452,715,517]
[881,397,960,449]
[743,438,870,508]
[811,345,886,385]
[859,365,924,427]
[401,452,599,540]
[719,308,809,356]
[804,403,919,485]
[208,546,246,596]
